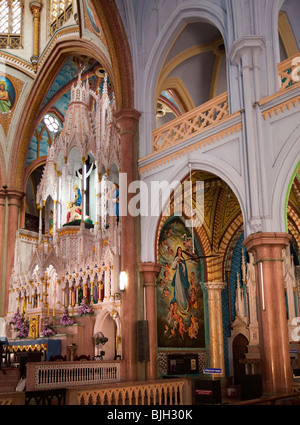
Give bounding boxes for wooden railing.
[152,92,229,153]
[26,360,122,391]
[69,378,192,405]
[278,52,300,91]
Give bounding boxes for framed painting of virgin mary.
[157,217,206,349]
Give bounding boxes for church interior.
[0,0,300,406]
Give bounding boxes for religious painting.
[0,73,23,137]
[0,76,15,113]
[157,217,205,348]
[29,315,39,339]
[83,0,101,34]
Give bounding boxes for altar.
[5,72,122,364]
[6,338,61,362]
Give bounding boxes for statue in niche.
[66,185,82,223]
[112,183,119,223]
[49,210,54,238]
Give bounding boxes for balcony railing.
[72,378,191,405]
[152,92,229,153]
[278,52,300,91]
[26,360,122,391]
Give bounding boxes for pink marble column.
[138,262,161,380]
[244,232,293,395]
[0,190,6,316]
[115,109,141,381]
[4,189,24,315]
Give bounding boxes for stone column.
[204,282,227,376]
[4,190,25,315]
[244,232,293,395]
[0,190,6,317]
[29,1,43,67]
[115,108,141,381]
[138,262,161,380]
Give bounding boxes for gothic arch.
[93,307,121,359]
[90,0,135,111]
[10,40,110,190]
[272,133,300,233]
[139,2,228,155]
[142,156,246,263]
[10,0,135,190]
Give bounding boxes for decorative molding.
[261,94,300,120]
[139,119,242,175]
[0,52,35,78]
[0,26,80,78]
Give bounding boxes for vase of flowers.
[59,308,74,327]
[78,296,93,316]
[41,318,56,337]
[9,310,29,338]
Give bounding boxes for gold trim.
[279,12,299,58]
[261,94,300,120]
[6,343,48,353]
[156,37,224,102]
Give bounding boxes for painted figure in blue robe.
[112,183,119,222]
[171,246,190,314]
[74,185,82,207]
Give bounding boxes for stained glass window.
[0,0,23,49]
[50,0,73,35]
[44,114,60,133]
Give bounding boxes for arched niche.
[93,308,121,360]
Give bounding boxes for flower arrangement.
[59,308,74,327]
[41,318,56,337]
[10,310,29,338]
[78,296,93,316]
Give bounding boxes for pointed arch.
[11,0,134,190]
[90,0,134,110]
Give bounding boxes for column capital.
[115,108,141,122]
[115,108,141,134]
[138,262,161,285]
[244,232,292,253]
[204,281,227,291]
[6,189,25,205]
[228,35,265,66]
[29,1,43,16]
